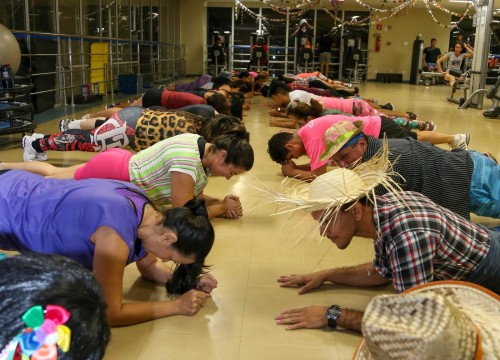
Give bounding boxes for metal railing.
[12,31,185,107]
[206,44,366,80]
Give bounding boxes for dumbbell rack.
[0,76,36,137]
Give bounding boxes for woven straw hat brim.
[266,142,403,217]
[281,167,384,213]
[319,120,364,161]
[352,281,500,360]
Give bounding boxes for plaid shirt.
[373,191,490,293]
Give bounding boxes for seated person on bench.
[436,42,473,87]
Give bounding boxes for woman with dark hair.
[202,114,246,142]
[281,99,470,149]
[3,131,255,219]
[0,171,216,326]
[0,253,110,359]
[23,107,245,161]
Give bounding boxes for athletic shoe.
[382,102,394,111]
[22,134,48,162]
[450,133,470,150]
[22,135,38,162]
[483,152,498,164]
[407,112,418,120]
[82,113,91,119]
[59,118,73,132]
[424,122,437,132]
[32,133,48,161]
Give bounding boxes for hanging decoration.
[430,0,473,18]
[330,0,344,12]
[237,0,475,29]
[423,0,472,28]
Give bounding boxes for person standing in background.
[316,31,334,76]
[422,38,442,72]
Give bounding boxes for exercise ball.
[0,23,21,74]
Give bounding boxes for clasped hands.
[174,273,218,316]
[222,194,243,219]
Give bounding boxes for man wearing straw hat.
[318,121,500,220]
[264,146,500,333]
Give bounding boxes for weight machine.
[483,21,500,118]
[249,33,269,72]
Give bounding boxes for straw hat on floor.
[353,280,500,360]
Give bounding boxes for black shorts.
[379,117,417,140]
[142,88,162,108]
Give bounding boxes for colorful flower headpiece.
[0,305,71,360]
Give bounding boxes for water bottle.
[1,64,14,89]
[81,84,88,97]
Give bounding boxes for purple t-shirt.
[0,170,147,269]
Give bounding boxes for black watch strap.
[326,304,341,329]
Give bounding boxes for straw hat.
[319,120,364,161]
[254,142,404,223]
[353,281,500,360]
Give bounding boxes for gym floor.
[1,81,499,359]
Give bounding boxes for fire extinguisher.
[375,35,382,52]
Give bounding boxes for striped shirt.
[363,136,473,219]
[373,191,490,293]
[128,133,208,205]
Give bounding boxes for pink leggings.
[74,148,133,181]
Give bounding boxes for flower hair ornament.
[0,305,71,360]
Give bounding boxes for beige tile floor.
[1,82,499,360]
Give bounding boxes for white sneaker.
[22,135,37,161]
[450,133,470,150]
[59,118,72,132]
[32,133,48,161]
[82,113,91,119]
[22,134,48,162]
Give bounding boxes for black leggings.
[379,117,417,140]
[142,88,162,108]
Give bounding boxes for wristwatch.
[326,304,342,329]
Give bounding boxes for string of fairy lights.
[234,0,474,30]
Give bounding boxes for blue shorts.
[465,227,500,294]
[469,151,500,218]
